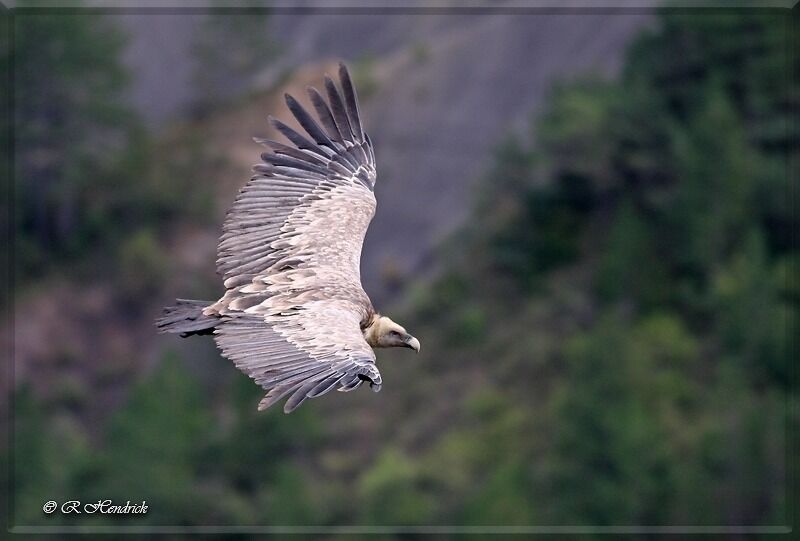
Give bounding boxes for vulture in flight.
[157,63,420,413]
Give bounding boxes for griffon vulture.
[157,63,420,413]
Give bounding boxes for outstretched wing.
[213,63,381,413]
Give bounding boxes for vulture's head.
[366,316,420,352]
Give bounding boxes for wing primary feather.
[284,376,329,413]
[328,159,354,178]
[365,133,376,165]
[258,365,326,387]
[307,86,344,144]
[261,153,332,177]
[269,116,335,158]
[284,93,336,149]
[307,373,344,398]
[338,376,363,392]
[256,138,329,167]
[334,145,361,171]
[338,62,364,143]
[249,357,316,372]
[324,75,354,143]
[258,382,299,411]
[244,176,317,189]
[350,144,369,167]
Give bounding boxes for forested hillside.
[7,7,797,530]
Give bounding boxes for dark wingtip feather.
[285,92,335,148]
[283,378,321,413]
[338,62,363,143]
[257,383,295,412]
[324,74,354,143]
[307,85,345,144]
[254,65,375,189]
[269,116,329,158]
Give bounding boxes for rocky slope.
[123,9,651,303]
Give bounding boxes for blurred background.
[4,0,798,530]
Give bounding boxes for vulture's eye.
[389,330,400,337]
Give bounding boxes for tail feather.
[156,299,217,337]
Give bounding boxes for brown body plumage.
[156,63,419,413]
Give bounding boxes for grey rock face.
[120,9,651,302]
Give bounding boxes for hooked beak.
[403,334,420,353]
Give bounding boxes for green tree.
[12,386,89,526]
[595,198,669,308]
[664,86,757,287]
[358,447,437,525]
[87,354,215,524]
[541,315,697,525]
[712,229,792,385]
[12,7,137,274]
